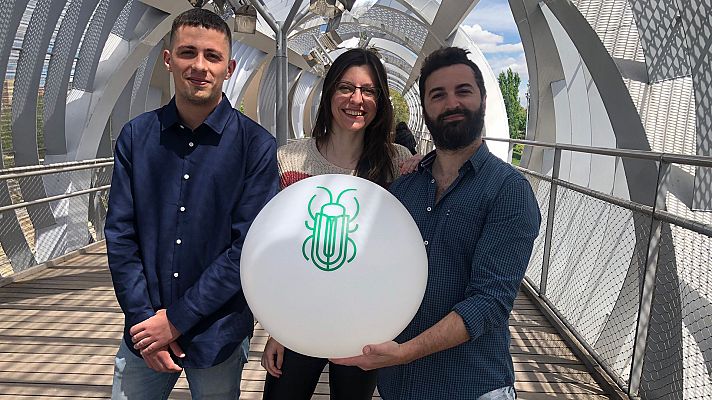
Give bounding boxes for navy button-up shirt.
[379,143,541,399]
[105,96,279,368]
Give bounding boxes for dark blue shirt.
[380,143,541,399]
[105,96,279,368]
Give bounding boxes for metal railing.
[486,137,712,399]
[2,138,712,399]
[412,130,434,154]
[0,158,113,279]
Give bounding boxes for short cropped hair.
[170,8,232,48]
[418,47,486,104]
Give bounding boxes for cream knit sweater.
[277,138,412,189]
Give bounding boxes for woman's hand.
[261,336,285,378]
[399,154,424,175]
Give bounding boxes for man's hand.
[261,337,285,378]
[399,154,424,175]
[330,341,408,371]
[142,343,184,373]
[130,309,181,353]
[333,312,469,371]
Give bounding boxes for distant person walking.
[394,121,417,155]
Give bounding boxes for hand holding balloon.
[241,175,427,358]
[330,340,407,371]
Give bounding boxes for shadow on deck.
[0,242,614,399]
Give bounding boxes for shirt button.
[430,179,435,184]
[180,206,186,212]
[176,239,182,245]
[179,125,185,130]
[426,207,432,212]
[424,240,429,246]
[188,142,194,147]
[183,174,190,180]
[173,272,179,278]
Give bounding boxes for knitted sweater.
[277,138,413,189]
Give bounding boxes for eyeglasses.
[334,81,380,100]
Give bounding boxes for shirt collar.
[417,140,490,175]
[160,95,232,135]
[465,141,490,174]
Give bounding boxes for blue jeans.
[111,337,250,400]
[478,386,516,400]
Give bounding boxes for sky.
[462,0,528,105]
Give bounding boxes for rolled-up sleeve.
[452,177,541,341]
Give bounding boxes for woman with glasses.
[261,48,417,400]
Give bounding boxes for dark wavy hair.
[170,8,231,50]
[311,48,396,186]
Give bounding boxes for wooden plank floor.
[0,243,612,399]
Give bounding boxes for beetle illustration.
[302,186,359,271]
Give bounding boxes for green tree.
[498,69,527,165]
[497,68,526,140]
[389,87,409,127]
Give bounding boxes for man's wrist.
[398,341,418,365]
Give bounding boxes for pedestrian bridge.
[1,0,712,399]
[0,241,613,399]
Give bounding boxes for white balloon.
[241,174,428,358]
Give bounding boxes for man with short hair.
[106,8,278,399]
[333,47,541,400]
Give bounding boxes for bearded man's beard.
[424,105,485,151]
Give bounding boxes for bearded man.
[333,47,542,400]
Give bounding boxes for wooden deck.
[0,243,613,399]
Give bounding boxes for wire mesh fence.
[524,175,551,291]
[542,183,645,386]
[0,160,112,279]
[503,136,712,399]
[2,138,712,399]
[636,223,712,399]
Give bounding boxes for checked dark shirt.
[379,142,541,399]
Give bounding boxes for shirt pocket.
[440,203,484,256]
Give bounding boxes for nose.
[192,54,207,72]
[443,92,460,110]
[349,88,364,104]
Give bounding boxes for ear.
[226,59,236,79]
[481,94,487,113]
[163,49,172,71]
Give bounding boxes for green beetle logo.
[302,186,359,271]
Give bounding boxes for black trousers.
[262,347,378,400]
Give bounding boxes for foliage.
[511,144,523,166]
[497,68,527,140]
[389,87,409,127]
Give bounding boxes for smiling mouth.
[343,110,366,117]
[187,77,210,86]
